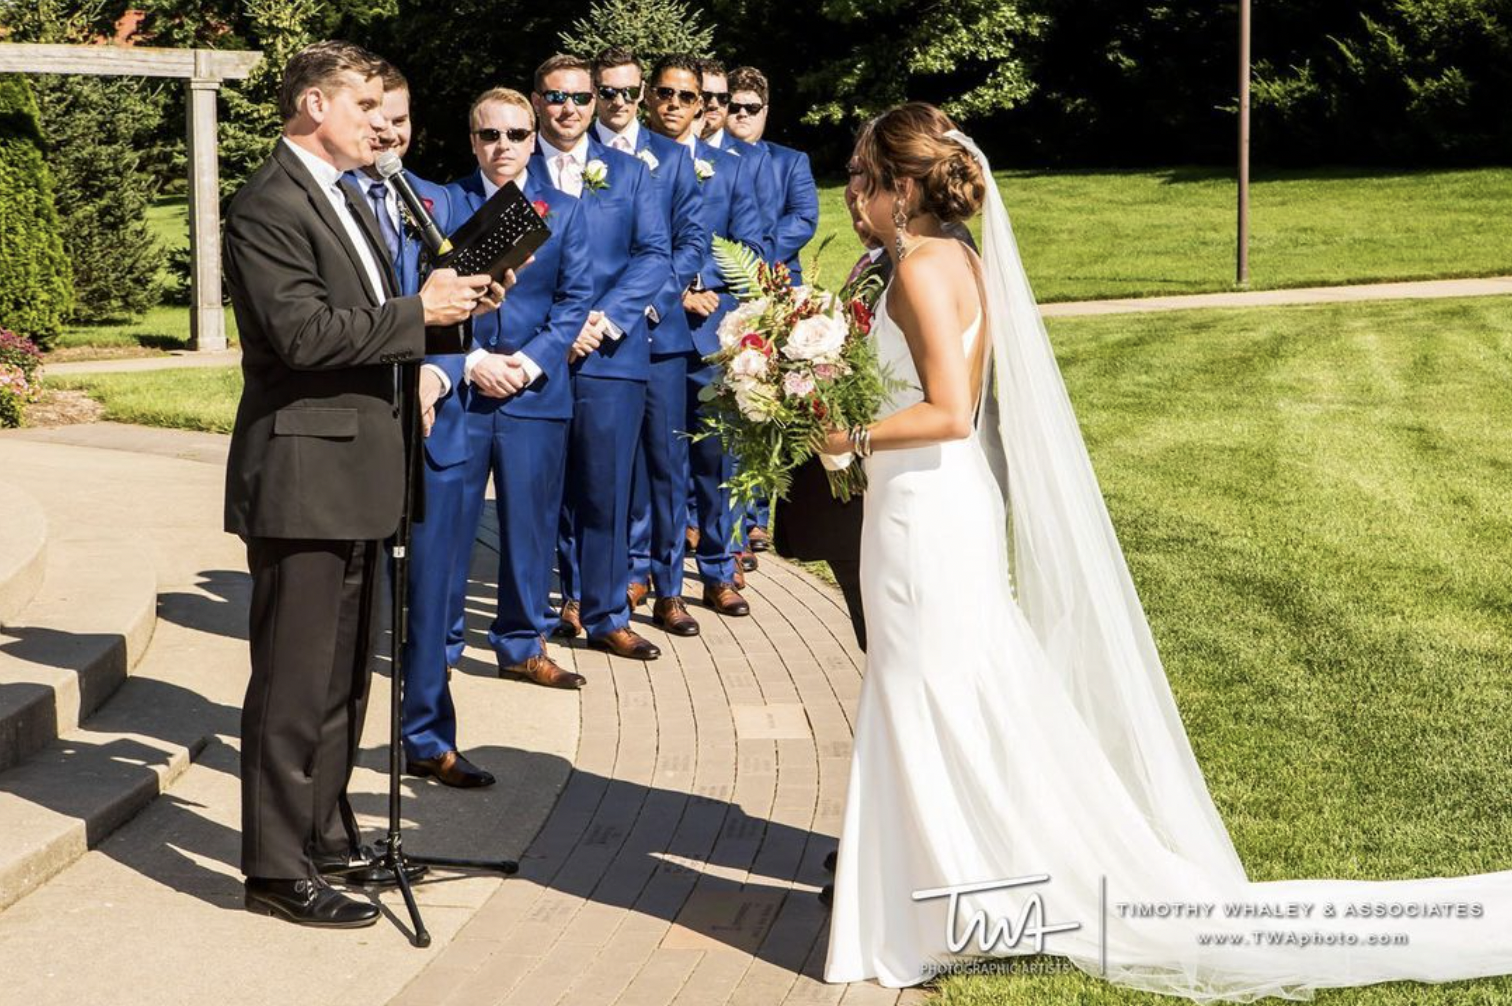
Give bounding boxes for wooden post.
[1237,0,1252,288]
[0,44,261,351]
[186,51,225,351]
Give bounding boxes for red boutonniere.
[531,198,556,225]
[421,196,434,215]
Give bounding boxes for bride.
[817,102,1512,1001]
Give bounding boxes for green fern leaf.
[712,236,764,301]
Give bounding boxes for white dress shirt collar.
[678,132,699,159]
[280,137,386,305]
[595,118,640,151]
[706,128,727,150]
[539,133,590,165]
[480,166,529,200]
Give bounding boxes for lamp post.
[1237,0,1252,288]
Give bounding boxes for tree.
[558,0,715,61]
[796,0,1042,126]
[0,75,74,348]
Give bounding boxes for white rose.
[733,380,777,422]
[583,158,609,189]
[716,298,769,350]
[694,158,715,182]
[636,148,661,172]
[729,347,769,379]
[782,313,848,364]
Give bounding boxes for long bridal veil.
[945,128,1512,1001]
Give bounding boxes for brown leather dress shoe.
[702,582,750,616]
[737,549,759,572]
[733,567,746,590]
[553,599,582,638]
[502,652,586,689]
[405,749,497,788]
[588,626,661,660]
[685,525,700,551]
[747,525,771,552]
[626,581,649,609]
[652,596,700,636]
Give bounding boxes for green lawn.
[73,165,1512,354]
[809,165,1512,302]
[44,366,242,432]
[930,295,1512,1005]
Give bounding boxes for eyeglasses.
[540,90,594,107]
[653,86,700,107]
[701,90,730,107]
[597,84,642,103]
[728,101,765,116]
[472,127,533,143]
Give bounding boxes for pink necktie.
[611,135,632,153]
[556,153,584,197]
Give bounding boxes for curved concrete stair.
[0,537,157,776]
[0,481,46,625]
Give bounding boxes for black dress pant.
[827,557,867,653]
[241,537,381,879]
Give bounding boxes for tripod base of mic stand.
[374,839,519,948]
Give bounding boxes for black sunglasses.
[540,89,594,107]
[701,90,730,107]
[597,84,642,103]
[653,86,700,107]
[472,127,533,143]
[729,101,765,116]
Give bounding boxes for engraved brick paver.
[388,545,907,1006]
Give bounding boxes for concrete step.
[0,536,157,776]
[0,480,47,625]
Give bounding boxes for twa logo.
[912,874,1082,954]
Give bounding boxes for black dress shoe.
[314,844,429,888]
[244,876,379,928]
[406,749,497,787]
[823,849,837,873]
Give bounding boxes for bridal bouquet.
[697,237,902,507]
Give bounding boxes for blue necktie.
[367,182,400,265]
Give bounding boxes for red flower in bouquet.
[739,332,772,356]
[848,298,874,335]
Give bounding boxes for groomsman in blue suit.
[593,47,708,638]
[645,54,769,618]
[345,66,496,788]
[447,87,594,690]
[727,65,820,552]
[531,54,670,662]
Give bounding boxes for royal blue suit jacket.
[754,141,819,286]
[446,169,593,421]
[687,140,769,358]
[615,128,707,356]
[536,141,670,381]
[343,170,472,468]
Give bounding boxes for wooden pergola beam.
[0,43,264,352]
[0,43,259,81]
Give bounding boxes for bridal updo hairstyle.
[853,102,987,225]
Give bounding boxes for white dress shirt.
[464,169,543,387]
[536,136,624,342]
[594,118,640,153]
[281,138,387,306]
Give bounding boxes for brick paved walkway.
[391,549,920,1006]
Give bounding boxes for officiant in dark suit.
[223,40,504,929]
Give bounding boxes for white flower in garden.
[717,298,769,349]
[782,370,816,398]
[636,148,661,172]
[729,347,769,379]
[782,313,848,363]
[583,159,610,191]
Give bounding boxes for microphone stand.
[378,317,518,949]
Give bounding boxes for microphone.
[375,151,452,258]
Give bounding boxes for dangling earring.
[892,199,909,260]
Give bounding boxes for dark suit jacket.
[223,140,427,541]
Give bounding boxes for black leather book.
[439,180,551,282]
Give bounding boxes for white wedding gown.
[822,184,1512,999]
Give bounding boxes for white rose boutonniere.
[694,158,715,184]
[636,148,661,173]
[583,158,609,191]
